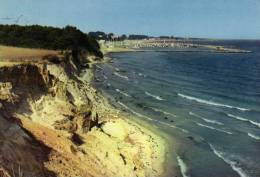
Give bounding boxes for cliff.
[0,49,166,177]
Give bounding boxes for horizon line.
[1,23,259,41]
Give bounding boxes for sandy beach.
[0,46,169,177]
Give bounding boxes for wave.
[177,93,249,111]
[227,114,260,128]
[115,89,131,97]
[158,121,189,133]
[177,156,190,177]
[114,72,129,80]
[150,107,177,117]
[95,65,103,70]
[189,112,223,125]
[145,91,164,101]
[117,102,189,133]
[227,114,248,121]
[117,101,153,121]
[209,144,249,177]
[196,123,232,135]
[247,133,260,140]
[138,72,146,77]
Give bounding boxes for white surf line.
[150,107,177,117]
[118,101,153,121]
[177,156,190,177]
[145,91,164,101]
[227,114,260,128]
[196,123,232,135]
[103,75,108,80]
[115,88,131,97]
[178,93,249,111]
[209,144,250,177]
[114,72,129,80]
[95,65,103,70]
[189,112,223,125]
[138,72,146,77]
[157,121,189,133]
[247,133,260,140]
[117,102,189,133]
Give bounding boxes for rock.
[71,133,84,146]
[101,121,127,140]
[187,136,194,141]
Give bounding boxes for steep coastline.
[0,50,167,177]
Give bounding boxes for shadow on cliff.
[0,64,57,177]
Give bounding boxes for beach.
[0,46,169,177]
[95,40,260,177]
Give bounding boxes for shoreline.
[87,60,172,177]
[0,47,170,177]
[92,48,182,177]
[100,40,252,54]
[91,83,182,177]
[101,46,137,55]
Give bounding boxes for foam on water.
[209,144,250,177]
[177,156,190,177]
[178,93,249,111]
[115,88,131,97]
[145,91,164,101]
[150,107,177,117]
[247,133,260,140]
[189,112,223,125]
[227,114,248,121]
[117,102,189,133]
[95,65,103,70]
[158,121,189,133]
[117,101,153,121]
[196,123,232,135]
[227,114,260,128]
[138,72,146,77]
[114,72,129,80]
[98,44,260,177]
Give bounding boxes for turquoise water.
[94,40,260,177]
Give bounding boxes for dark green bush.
[0,24,103,57]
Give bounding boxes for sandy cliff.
[0,51,166,177]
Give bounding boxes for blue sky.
[1,0,260,39]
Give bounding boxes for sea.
[94,40,260,177]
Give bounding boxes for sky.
[1,0,260,39]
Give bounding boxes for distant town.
[89,31,251,53]
[88,31,207,41]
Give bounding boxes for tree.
[0,24,102,57]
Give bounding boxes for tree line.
[88,31,150,41]
[88,31,184,41]
[0,24,103,57]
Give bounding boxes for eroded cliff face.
[0,57,100,177]
[0,64,54,177]
[0,54,166,177]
